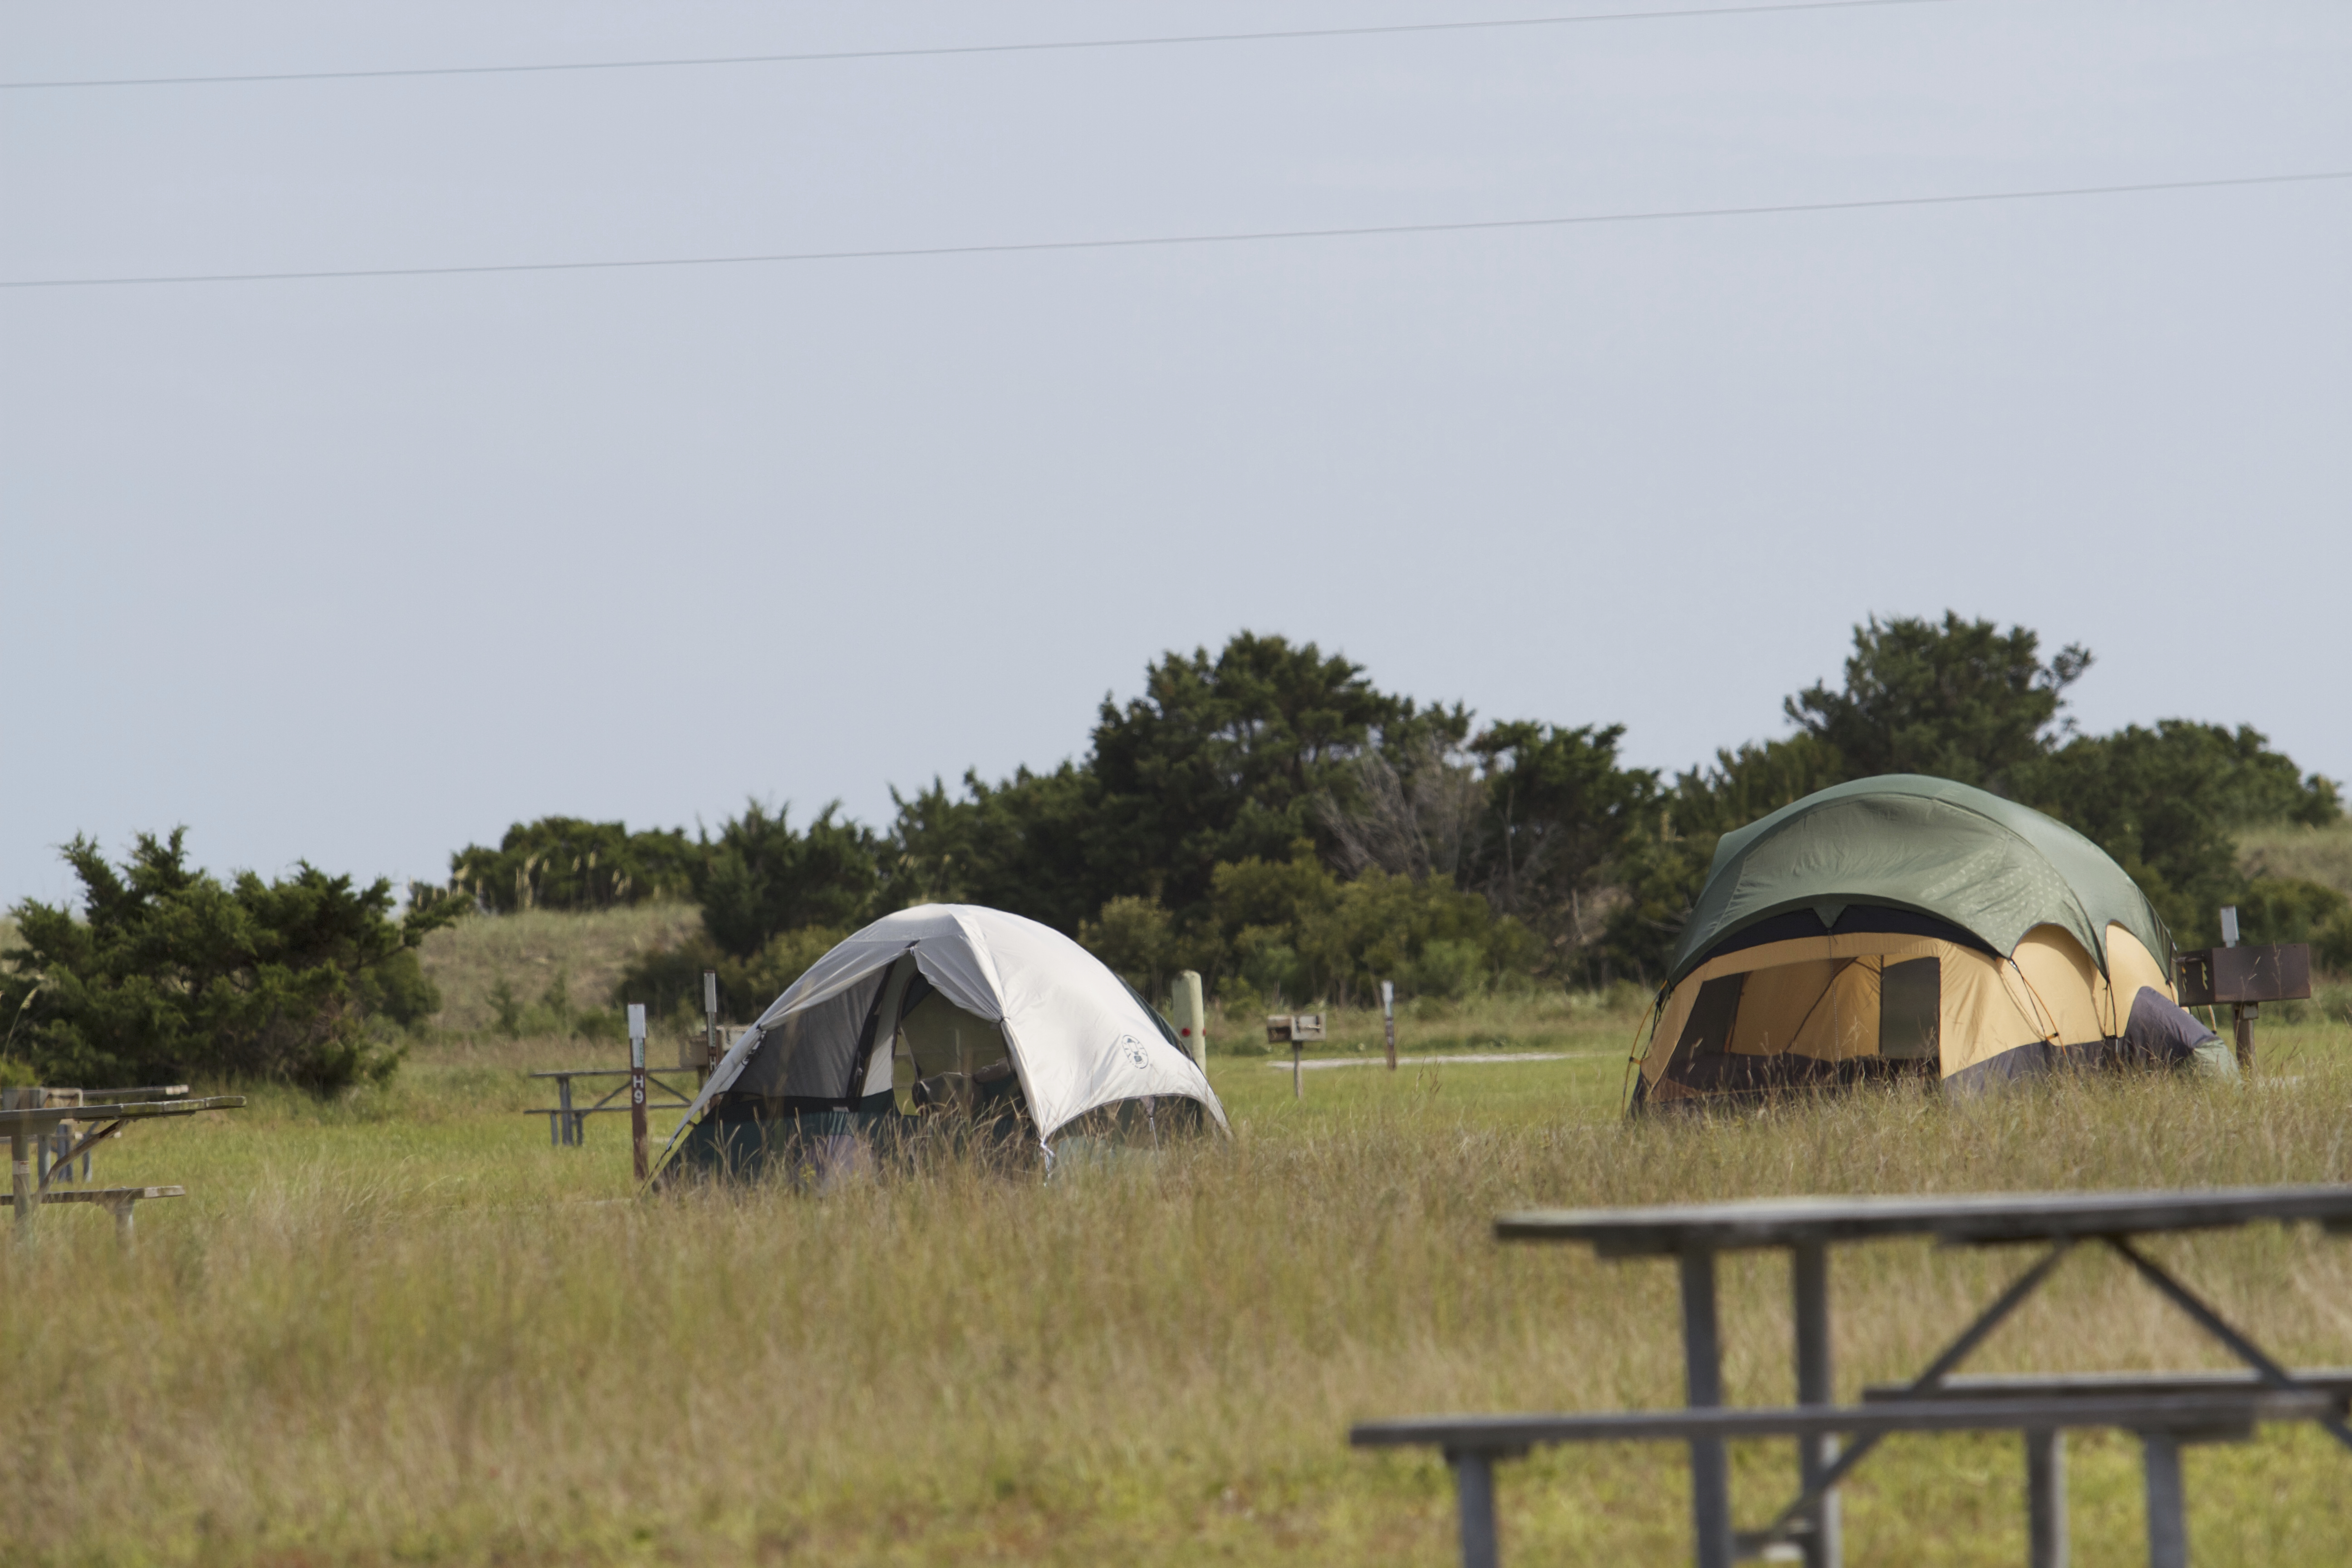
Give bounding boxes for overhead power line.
[5,169,2344,292]
[0,0,1960,90]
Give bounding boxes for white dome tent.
[653,904,1227,1181]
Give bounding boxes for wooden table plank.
[1497,1184,2352,1256]
[1350,1391,2337,1448]
[4,1185,185,1206]
[0,1095,245,1132]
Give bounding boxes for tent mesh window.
[1664,975,1744,1078]
[893,986,1021,1127]
[1879,957,1941,1061]
[731,971,887,1103]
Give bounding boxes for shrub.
[691,803,879,959]
[1185,851,1530,1005]
[0,831,456,1092]
[484,967,623,1042]
[614,926,847,1026]
[1077,895,1179,997]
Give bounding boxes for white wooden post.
[1171,970,1207,1068]
[1382,980,1397,1071]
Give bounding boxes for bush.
[484,967,623,1042]
[2233,877,2349,947]
[613,926,847,1027]
[1185,851,1531,1006]
[1077,895,1179,997]
[691,802,879,959]
[2321,910,2352,976]
[0,831,456,1092]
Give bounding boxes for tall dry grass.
[5,1008,2352,1566]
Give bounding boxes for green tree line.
[583,619,2347,1022]
[10,617,2345,1090]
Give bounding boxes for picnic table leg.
[1792,1241,1841,1568]
[2137,1432,2186,1568]
[1447,1449,1501,1568]
[559,1077,577,1147]
[10,1124,31,1232]
[2026,1428,2068,1568]
[1680,1246,1734,1568]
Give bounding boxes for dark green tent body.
[1639,775,2223,1103]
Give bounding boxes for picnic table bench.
[1356,1389,2335,1568]
[1858,1369,2352,1566]
[1360,1184,2352,1568]
[3,1092,245,1235]
[524,1068,697,1147]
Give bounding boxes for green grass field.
[6,903,2352,1567]
[8,1048,2352,1567]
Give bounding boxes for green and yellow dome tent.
[1633,774,2230,1107]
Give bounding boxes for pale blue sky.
[5,0,2348,907]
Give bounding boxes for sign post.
[701,970,721,1083]
[627,1003,649,1183]
[2176,910,2312,1078]
[2220,906,2253,1071]
[1381,980,1397,1071]
[1265,1014,1325,1101]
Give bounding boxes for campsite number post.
[628,1004,649,1183]
[702,970,721,1083]
[2221,906,2254,1071]
[1382,980,1397,1072]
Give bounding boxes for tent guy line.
[0,0,1964,91]
[6,167,2346,291]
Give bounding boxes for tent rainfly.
[1635,774,2230,1107]
[655,904,1227,1181]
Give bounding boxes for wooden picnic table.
[524,1068,697,1147]
[1496,1185,2352,1568]
[3,1095,246,1235]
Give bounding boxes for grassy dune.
[2240,817,2352,899]
[5,993,2352,1566]
[412,902,702,1038]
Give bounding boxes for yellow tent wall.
[1641,923,2174,1102]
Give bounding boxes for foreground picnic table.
[4,1094,246,1235]
[1479,1186,2352,1568]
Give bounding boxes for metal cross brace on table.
[1498,1185,2352,1568]
[4,1096,246,1230]
[525,1068,697,1147]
